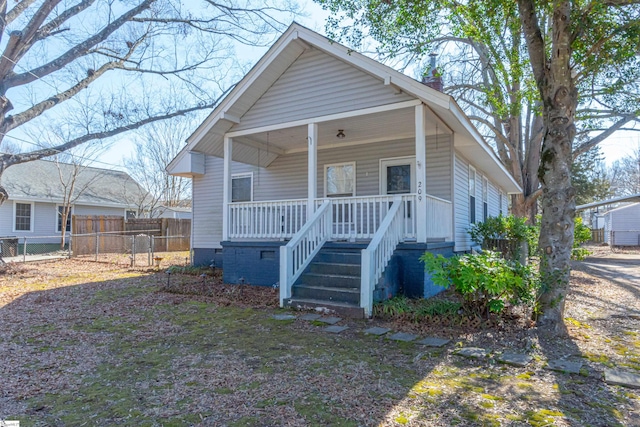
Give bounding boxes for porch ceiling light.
[336,129,346,139]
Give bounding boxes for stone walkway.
[272,312,640,390]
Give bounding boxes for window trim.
[324,161,356,198]
[56,204,74,233]
[124,209,138,220]
[482,177,488,221]
[13,201,35,233]
[231,172,254,202]
[379,156,416,195]
[468,165,476,224]
[498,191,504,215]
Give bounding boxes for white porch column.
[222,136,232,241]
[307,123,318,216]
[415,104,427,243]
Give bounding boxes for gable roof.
[576,193,640,211]
[603,202,640,216]
[168,22,521,194]
[2,160,147,207]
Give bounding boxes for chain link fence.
[0,232,190,267]
[0,235,71,263]
[71,231,190,267]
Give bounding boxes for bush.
[468,214,536,260]
[421,251,539,318]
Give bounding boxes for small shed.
[604,203,640,246]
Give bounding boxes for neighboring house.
[603,203,640,246]
[153,205,192,220]
[168,23,521,317]
[0,160,147,247]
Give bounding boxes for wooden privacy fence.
[71,215,191,255]
[591,228,605,243]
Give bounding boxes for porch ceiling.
[233,106,449,158]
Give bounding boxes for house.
[0,159,147,252]
[602,203,640,246]
[153,205,192,220]
[167,23,521,317]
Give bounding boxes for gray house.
[0,160,146,247]
[168,23,521,317]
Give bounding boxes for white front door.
[380,157,415,236]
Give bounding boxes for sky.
[6,0,637,171]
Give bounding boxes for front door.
[380,157,415,235]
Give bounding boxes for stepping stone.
[456,347,489,359]
[388,332,418,342]
[547,359,583,374]
[417,337,451,348]
[300,313,321,321]
[364,327,391,336]
[272,314,296,321]
[316,316,342,325]
[324,325,348,334]
[498,352,533,367]
[604,369,640,389]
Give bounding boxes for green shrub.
[421,251,539,317]
[468,214,536,260]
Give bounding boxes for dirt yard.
[0,248,638,426]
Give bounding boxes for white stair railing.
[360,197,404,317]
[279,200,332,306]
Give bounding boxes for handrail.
[360,197,404,317]
[279,200,332,305]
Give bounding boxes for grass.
[0,259,637,426]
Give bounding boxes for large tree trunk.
[519,0,577,335]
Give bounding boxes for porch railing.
[361,197,405,317]
[425,195,453,241]
[315,194,416,240]
[228,198,307,239]
[279,200,332,305]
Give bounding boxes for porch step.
[299,272,360,289]
[283,298,364,319]
[314,251,361,265]
[292,284,360,304]
[310,262,360,276]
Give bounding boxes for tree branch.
[573,114,638,156]
[517,0,547,91]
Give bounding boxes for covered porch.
[220,101,454,246]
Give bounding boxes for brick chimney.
[421,52,443,92]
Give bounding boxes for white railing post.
[360,197,404,317]
[279,200,332,307]
[222,136,232,241]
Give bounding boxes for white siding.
[192,136,453,248]
[235,48,414,131]
[0,202,12,236]
[608,203,640,246]
[488,181,500,217]
[454,152,470,252]
[426,135,452,200]
[74,205,126,217]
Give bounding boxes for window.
[14,202,33,231]
[469,166,476,224]
[57,206,72,232]
[325,162,355,197]
[231,173,253,202]
[482,178,488,221]
[125,210,137,220]
[499,192,504,215]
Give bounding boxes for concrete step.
[300,272,360,289]
[283,298,364,319]
[292,284,360,304]
[310,262,361,276]
[314,251,361,265]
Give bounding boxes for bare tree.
[610,144,640,197]
[0,0,299,205]
[53,145,108,249]
[124,113,198,216]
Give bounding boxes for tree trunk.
[536,20,577,336]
